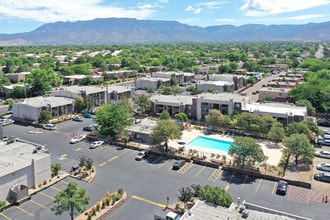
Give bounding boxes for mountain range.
[0,18,329,46]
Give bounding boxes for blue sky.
[1,0,330,34]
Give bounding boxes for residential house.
[258,87,290,102]
[126,118,158,144]
[196,80,234,92]
[150,94,193,117]
[152,71,184,85]
[54,85,107,106]
[135,77,171,89]
[13,96,75,121]
[107,85,135,103]
[4,72,30,83]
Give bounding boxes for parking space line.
[117,150,129,157]
[51,186,61,191]
[132,195,166,209]
[98,161,107,167]
[178,163,193,174]
[61,180,69,185]
[151,156,165,164]
[271,182,277,196]
[60,154,67,158]
[224,184,230,191]
[208,169,222,181]
[15,206,33,217]
[0,212,12,220]
[30,199,47,208]
[108,155,119,162]
[156,159,170,169]
[195,166,206,177]
[256,179,263,192]
[39,192,55,200]
[75,147,81,151]
[241,175,248,188]
[123,151,136,158]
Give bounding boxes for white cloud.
[185,6,194,11]
[0,0,157,23]
[241,0,330,16]
[194,8,203,14]
[287,14,327,20]
[197,1,226,9]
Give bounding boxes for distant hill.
[0,18,329,46]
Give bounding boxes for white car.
[316,163,330,172]
[43,124,56,130]
[0,118,15,126]
[315,151,330,159]
[135,150,148,160]
[70,135,86,144]
[90,141,105,149]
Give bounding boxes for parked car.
[43,124,56,130]
[0,118,15,126]
[135,150,149,160]
[72,116,83,122]
[83,125,96,131]
[314,173,330,183]
[172,160,186,170]
[90,141,105,149]
[83,113,93,118]
[276,181,288,195]
[70,135,86,144]
[317,118,330,127]
[315,151,330,159]
[316,163,330,172]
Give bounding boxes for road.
[1,121,329,220]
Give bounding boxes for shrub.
[0,201,6,208]
[96,202,100,211]
[198,185,233,208]
[106,191,112,199]
[118,189,124,196]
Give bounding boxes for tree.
[134,95,152,114]
[283,134,315,166]
[229,137,267,168]
[286,122,314,143]
[9,86,27,99]
[51,163,61,177]
[205,109,230,132]
[119,98,134,114]
[150,120,182,152]
[52,182,90,220]
[94,103,134,137]
[75,96,86,113]
[175,112,188,123]
[4,98,14,110]
[178,187,193,207]
[39,110,52,123]
[25,68,61,96]
[267,122,285,145]
[159,110,171,120]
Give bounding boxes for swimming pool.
[188,136,233,152]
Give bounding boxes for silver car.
[90,141,105,149]
[316,163,330,172]
[315,151,330,159]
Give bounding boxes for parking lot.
[1,121,330,220]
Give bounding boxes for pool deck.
[168,129,282,166]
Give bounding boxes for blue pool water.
[188,136,233,152]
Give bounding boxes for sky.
[0,0,330,34]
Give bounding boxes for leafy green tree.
[9,86,27,99]
[178,187,193,207]
[175,112,188,122]
[51,163,61,177]
[267,122,285,144]
[151,120,182,152]
[94,103,134,137]
[159,110,171,120]
[4,98,14,110]
[119,98,134,114]
[52,182,90,220]
[286,122,314,143]
[134,95,152,114]
[229,137,267,168]
[39,110,52,123]
[205,109,230,132]
[198,185,233,208]
[283,134,314,166]
[84,96,94,112]
[25,68,61,96]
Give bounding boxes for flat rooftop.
[126,118,158,135]
[150,94,193,105]
[17,96,74,108]
[0,141,48,177]
[245,102,307,116]
[56,85,106,94]
[195,92,249,103]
